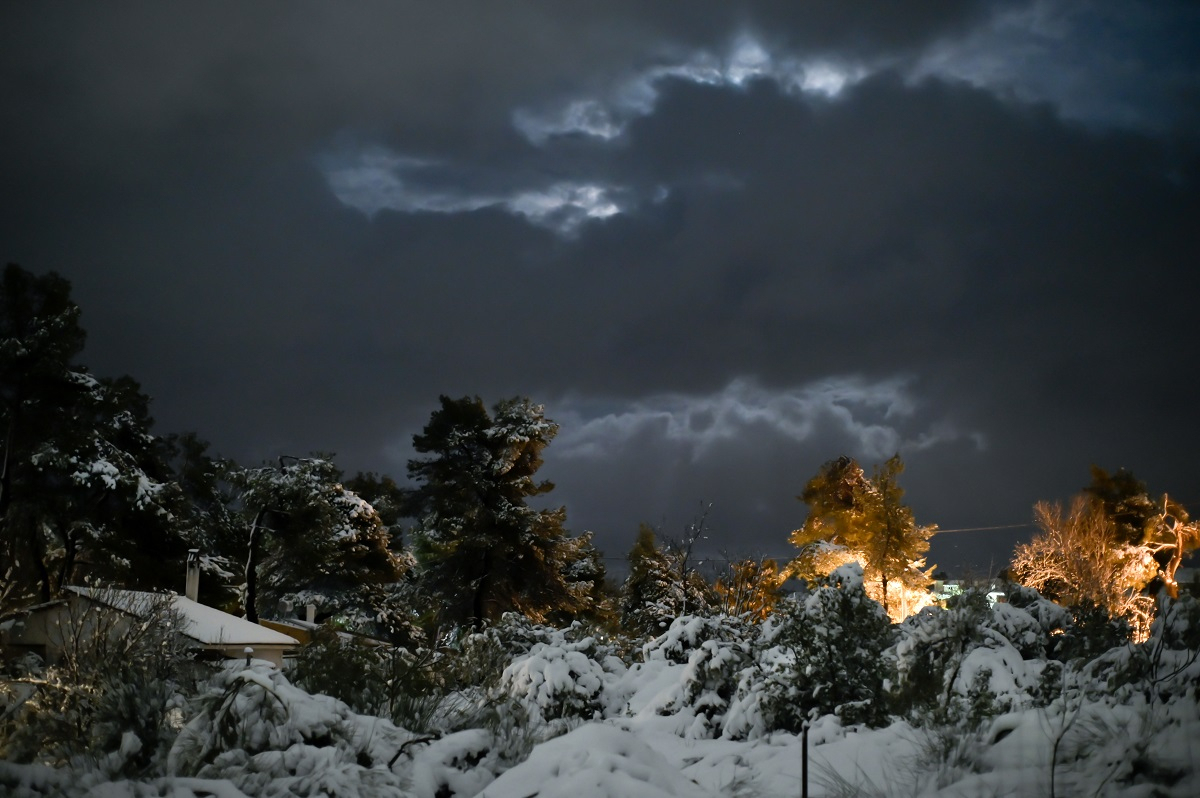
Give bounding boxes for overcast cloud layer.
[3,0,1197,574]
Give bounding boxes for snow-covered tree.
[0,265,197,609]
[620,524,715,637]
[758,563,894,728]
[407,396,589,629]
[234,456,410,633]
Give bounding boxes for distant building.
[0,586,300,668]
[931,579,1007,606]
[0,550,298,667]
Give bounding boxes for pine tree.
[620,524,714,636]
[761,563,894,728]
[406,395,587,629]
[234,456,407,632]
[790,454,935,621]
[0,265,194,609]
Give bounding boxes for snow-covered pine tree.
[0,265,199,608]
[620,524,714,637]
[406,395,587,629]
[760,563,894,729]
[234,456,410,634]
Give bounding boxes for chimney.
[306,604,316,624]
[185,549,200,602]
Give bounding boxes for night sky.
[3,1,1198,577]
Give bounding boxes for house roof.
[67,587,299,648]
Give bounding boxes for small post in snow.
[801,721,809,798]
[244,646,253,667]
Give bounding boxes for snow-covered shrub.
[447,612,546,690]
[0,593,197,776]
[168,663,415,796]
[1106,593,1200,700]
[893,590,991,723]
[894,589,1050,725]
[640,614,757,738]
[481,722,719,798]
[292,624,445,732]
[754,563,895,731]
[500,629,610,725]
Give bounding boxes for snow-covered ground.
[3,585,1198,797]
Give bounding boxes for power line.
[932,523,1033,534]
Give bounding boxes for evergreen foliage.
[0,265,208,609]
[233,456,410,634]
[759,563,895,729]
[619,524,714,637]
[406,395,593,629]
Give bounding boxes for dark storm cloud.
[2,1,1197,574]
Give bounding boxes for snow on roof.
[66,586,299,647]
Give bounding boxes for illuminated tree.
[789,454,935,620]
[714,557,785,621]
[1145,496,1200,599]
[1083,467,1200,599]
[1011,496,1159,637]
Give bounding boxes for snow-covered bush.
[1105,592,1200,700]
[754,563,895,731]
[292,625,445,732]
[894,589,1051,725]
[168,663,415,796]
[640,614,757,738]
[0,593,197,776]
[447,612,547,690]
[499,629,612,725]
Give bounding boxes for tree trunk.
[0,417,12,524]
[30,523,51,603]
[245,508,266,623]
[471,547,495,631]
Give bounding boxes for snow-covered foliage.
[481,723,718,798]
[752,563,895,730]
[638,615,756,739]
[167,665,414,796]
[499,628,612,726]
[620,525,715,638]
[234,456,409,635]
[0,593,196,775]
[5,580,1200,797]
[895,589,1039,725]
